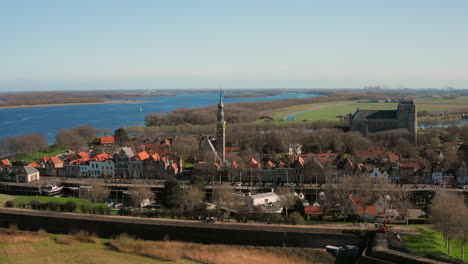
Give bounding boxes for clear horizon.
[1,1,467,91]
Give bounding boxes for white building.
[246,192,279,208]
[81,160,115,178]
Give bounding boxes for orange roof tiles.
[100,136,115,144]
[151,153,161,161]
[231,160,239,168]
[305,206,323,215]
[1,159,11,166]
[171,163,178,170]
[267,161,276,168]
[137,151,150,161]
[245,158,260,168]
[78,152,89,158]
[94,153,112,161]
[28,162,39,168]
[50,156,63,165]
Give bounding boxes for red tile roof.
[100,136,115,144]
[1,159,11,166]
[266,161,276,168]
[225,147,240,153]
[305,206,323,215]
[245,158,260,168]
[50,156,63,165]
[78,152,89,158]
[348,197,378,215]
[28,162,39,168]
[151,153,161,161]
[94,153,112,161]
[297,157,305,167]
[231,160,239,168]
[137,151,150,161]
[358,147,385,160]
[214,162,221,168]
[171,163,178,170]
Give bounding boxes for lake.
[0,92,321,143]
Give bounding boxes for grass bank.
[403,227,467,263]
[0,228,334,264]
[11,147,69,163]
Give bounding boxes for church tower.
[397,97,418,144]
[216,90,226,161]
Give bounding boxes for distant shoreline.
[0,100,152,109]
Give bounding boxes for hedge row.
[4,199,111,215]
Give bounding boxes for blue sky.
[1,0,467,91]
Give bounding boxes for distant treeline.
[0,91,153,106]
[145,92,381,126]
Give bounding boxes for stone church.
[198,91,226,162]
[347,97,417,144]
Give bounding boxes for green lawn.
[11,196,108,213]
[291,101,468,122]
[403,227,467,263]
[11,147,69,163]
[0,235,187,264]
[293,103,398,121]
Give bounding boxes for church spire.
[216,89,226,162]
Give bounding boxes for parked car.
[289,182,296,187]
[234,182,242,187]
[269,183,276,187]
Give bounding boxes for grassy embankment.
[265,97,468,122]
[11,146,69,163]
[1,195,117,215]
[403,227,467,263]
[0,228,334,264]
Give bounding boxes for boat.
[41,184,63,196]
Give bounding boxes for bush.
[80,204,90,214]
[48,201,59,211]
[290,212,305,225]
[4,200,15,208]
[63,201,77,212]
[39,202,49,211]
[29,199,40,210]
[119,207,131,216]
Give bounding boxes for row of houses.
[194,147,468,185]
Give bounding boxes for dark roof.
[357,110,397,120]
[400,97,415,104]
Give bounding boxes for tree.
[454,200,468,262]
[430,191,461,255]
[129,185,153,208]
[83,179,110,203]
[276,187,297,220]
[114,128,129,143]
[171,137,199,162]
[161,177,183,209]
[212,187,244,221]
[183,186,205,217]
[395,138,416,158]
[71,125,96,140]
[56,129,84,148]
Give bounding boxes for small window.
[264,199,268,203]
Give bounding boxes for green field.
[11,147,69,163]
[5,196,116,214]
[0,235,187,264]
[292,103,398,121]
[403,228,467,263]
[290,101,468,122]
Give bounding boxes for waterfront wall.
[0,208,365,248]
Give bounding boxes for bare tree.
[454,200,468,262]
[129,185,153,208]
[183,186,205,217]
[276,187,297,220]
[56,129,84,148]
[430,190,462,255]
[83,179,110,203]
[213,187,244,221]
